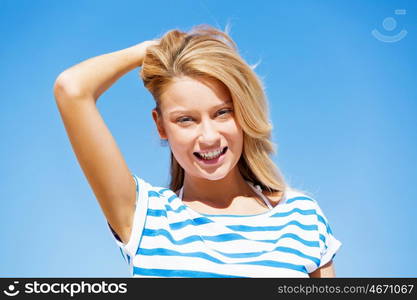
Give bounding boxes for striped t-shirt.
[108,174,342,277]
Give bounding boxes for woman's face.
[153,76,243,181]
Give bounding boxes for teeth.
[200,149,222,159]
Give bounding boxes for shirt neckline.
[177,181,288,218]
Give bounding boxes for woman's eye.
[177,117,192,123]
[218,108,233,116]
[176,109,233,124]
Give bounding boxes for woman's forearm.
[55,42,152,101]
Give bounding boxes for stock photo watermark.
[2,280,128,297]
[371,9,408,43]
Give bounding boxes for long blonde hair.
[140,24,288,195]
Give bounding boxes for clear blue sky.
[0,0,416,277]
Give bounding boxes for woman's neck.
[181,168,256,207]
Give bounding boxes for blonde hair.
[140,24,288,196]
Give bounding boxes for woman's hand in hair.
[133,39,160,67]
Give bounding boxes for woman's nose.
[198,120,221,144]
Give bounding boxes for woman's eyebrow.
[168,100,232,116]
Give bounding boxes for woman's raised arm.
[53,41,157,244]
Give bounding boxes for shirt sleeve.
[107,173,150,267]
[312,199,342,269]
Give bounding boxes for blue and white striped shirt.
[108,174,341,277]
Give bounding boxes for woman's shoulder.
[264,186,316,207]
[262,189,285,207]
[132,174,177,198]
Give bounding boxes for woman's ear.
[152,109,168,140]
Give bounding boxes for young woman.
[54,25,341,278]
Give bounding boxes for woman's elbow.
[309,260,336,278]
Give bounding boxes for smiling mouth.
[193,146,228,160]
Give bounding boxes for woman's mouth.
[193,147,228,165]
